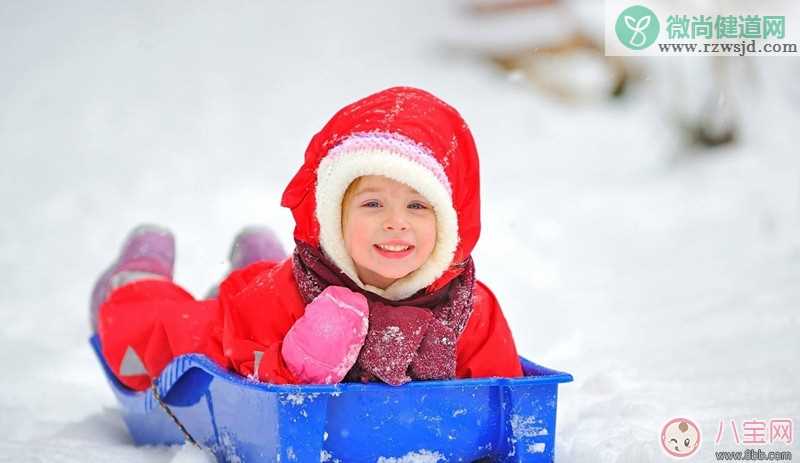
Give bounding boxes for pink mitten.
[281,286,369,384]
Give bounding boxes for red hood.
[280,87,481,294]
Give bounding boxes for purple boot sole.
[90,224,175,331]
[206,226,287,298]
[229,226,287,269]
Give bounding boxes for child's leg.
[205,226,287,298]
[90,224,175,331]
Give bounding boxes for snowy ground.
[1,2,798,462]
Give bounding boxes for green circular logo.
[615,5,660,50]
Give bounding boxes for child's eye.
[408,202,428,210]
[362,200,381,208]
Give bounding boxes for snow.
[281,393,320,407]
[510,415,549,438]
[1,1,798,462]
[377,450,445,463]
[528,443,547,454]
[172,446,217,463]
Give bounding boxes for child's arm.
[455,280,524,378]
[216,259,304,384]
[217,260,369,385]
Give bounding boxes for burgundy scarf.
[292,240,475,385]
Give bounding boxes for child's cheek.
[416,217,437,259]
[345,216,373,261]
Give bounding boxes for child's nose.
[383,209,409,231]
[384,219,408,231]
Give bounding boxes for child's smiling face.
[342,175,437,290]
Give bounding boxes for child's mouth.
[373,243,414,259]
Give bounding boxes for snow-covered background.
[1,1,798,462]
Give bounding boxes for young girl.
[92,86,523,390]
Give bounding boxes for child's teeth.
[378,244,410,252]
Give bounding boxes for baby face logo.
[661,418,702,458]
[615,5,660,50]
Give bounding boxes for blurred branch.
[487,33,631,102]
[469,0,558,14]
[450,0,636,103]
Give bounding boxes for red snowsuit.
[98,87,524,391]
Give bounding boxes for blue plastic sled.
[91,335,572,462]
